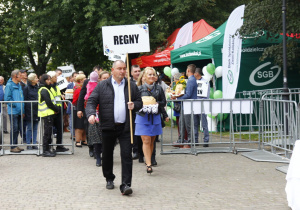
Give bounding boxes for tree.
[239,0,300,69]
[0,0,252,75]
[0,0,74,75]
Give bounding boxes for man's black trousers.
[101,124,132,188]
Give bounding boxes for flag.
[174,21,193,50]
[222,5,245,99]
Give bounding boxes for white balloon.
[202,66,208,76]
[171,68,179,76]
[167,108,172,119]
[215,66,223,78]
[202,74,213,81]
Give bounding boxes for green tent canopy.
[171,21,300,91]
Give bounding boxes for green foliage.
[239,0,300,68]
[0,0,252,77]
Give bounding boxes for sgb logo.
[249,62,281,86]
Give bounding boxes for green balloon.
[172,115,176,121]
[207,63,215,75]
[207,114,216,119]
[213,90,223,99]
[164,67,172,77]
[209,88,214,99]
[171,102,174,108]
[217,113,229,121]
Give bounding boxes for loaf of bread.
[65,89,74,99]
[142,96,156,105]
[175,84,183,95]
[65,89,74,94]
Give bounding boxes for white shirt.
[112,77,126,123]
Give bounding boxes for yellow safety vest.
[38,87,56,117]
[50,86,62,107]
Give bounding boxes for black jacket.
[85,77,142,132]
[39,84,60,114]
[138,83,167,116]
[23,82,39,121]
[77,79,89,112]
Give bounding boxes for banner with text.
[57,66,75,78]
[102,24,150,54]
[222,5,245,99]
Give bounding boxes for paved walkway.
[0,130,289,210]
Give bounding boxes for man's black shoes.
[106,181,114,189]
[56,146,69,152]
[121,185,133,195]
[151,159,157,166]
[203,143,209,147]
[42,151,56,157]
[139,156,144,163]
[132,152,138,160]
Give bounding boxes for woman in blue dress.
[135,67,166,174]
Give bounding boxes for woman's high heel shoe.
[146,165,153,174]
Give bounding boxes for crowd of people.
[0,61,211,196]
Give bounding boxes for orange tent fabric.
[131,19,215,68]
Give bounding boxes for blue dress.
[135,112,162,136]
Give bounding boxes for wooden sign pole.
[126,53,133,144]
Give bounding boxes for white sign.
[183,100,253,115]
[108,53,126,62]
[57,66,75,77]
[57,76,68,90]
[222,5,245,99]
[196,80,209,98]
[102,24,150,54]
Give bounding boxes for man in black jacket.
[86,60,142,196]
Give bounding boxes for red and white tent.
[131,19,215,68]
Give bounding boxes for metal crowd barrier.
[161,98,260,155]
[0,100,74,156]
[259,93,299,160]
[236,89,300,162]
[236,88,300,102]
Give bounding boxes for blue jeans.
[9,114,22,149]
[26,121,39,144]
[194,114,209,143]
[68,114,74,136]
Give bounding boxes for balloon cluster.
[163,66,180,78]
[201,63,223,81]
[201,64,227,121]
[164,63,227,122]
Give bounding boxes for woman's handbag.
[174,102,181,112]
[88,123,102,146]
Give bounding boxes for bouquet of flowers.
[172,76,186,96]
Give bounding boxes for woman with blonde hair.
[72,74,87,147]
[135,67,166,174]
[23,73,39,150]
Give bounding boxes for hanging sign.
[57,76,68,90]
[57,66,75,77]
[196,80,209,98]
[102,24,150,54]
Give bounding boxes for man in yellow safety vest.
[38,74,61,157]
[47,71,69,152]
